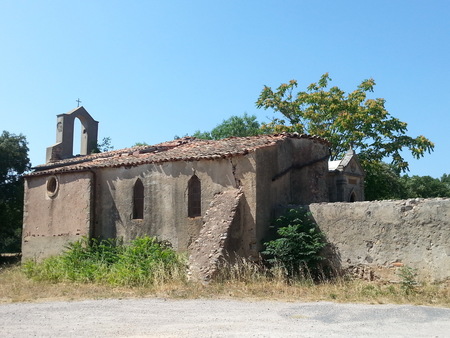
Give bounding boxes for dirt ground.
[1,298,450,337]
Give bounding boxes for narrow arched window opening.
[133,178,144,219]
[73,117,82,156]
[188,175,201,217]
[349,191,356,202]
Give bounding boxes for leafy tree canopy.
[401,175,450,198]
[192,113,262,140]
[92,137,114,153]
[0,131,30,253]
[0,131,30,184]
[364,162,407,201]
[441,173,450,187]
[364,162,450,200]
[133,142,150,147]
[256,73,434,172]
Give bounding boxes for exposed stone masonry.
[188,188,243,282]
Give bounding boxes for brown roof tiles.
[27,133,329,177]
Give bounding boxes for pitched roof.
[328,149,357,172]
[328,148,365,176]
[27,133,329,177]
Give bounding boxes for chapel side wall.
[254,144,291,248]
[22,172,93,261]
[289,138,329,204]
[308,199,450,282]
[254,138,329,250]
[94,156,257,254]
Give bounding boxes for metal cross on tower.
[76,98,82,107]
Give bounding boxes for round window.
[46,176,59,197]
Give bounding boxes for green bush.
[398,266,418,295]
[22,236,186,287]
[262,208,326,278]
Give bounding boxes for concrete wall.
[308,198,450,282]
[22,172,93,261]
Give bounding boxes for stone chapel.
[22,107,364,279]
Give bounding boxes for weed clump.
[22,236,186,287]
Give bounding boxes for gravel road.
[1,298,449,337]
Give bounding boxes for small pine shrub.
[23,236,186,287]
[262,208,326,279]
[398,266,418,295]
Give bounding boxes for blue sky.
[1,1,449,178]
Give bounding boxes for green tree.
[0,131,30,253]
[364,161,407,200]
[133,142,149,147]
[191,130,213,140]
[92,137,114,153]
[441,173,450,187]
[192,113,263,140]
[401,175,450,198]
[256,74,434,172]
[364,166,450,200]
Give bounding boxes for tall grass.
[209,258,450,306]
[1,237,447,306]
[2,254,449,306]
[22,237,187,287]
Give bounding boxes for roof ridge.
[28,133,330,176]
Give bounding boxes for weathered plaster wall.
[21,137,332,264]
[255,138,329,249]
[22,172,93,261]
[308,198,450,282]
[93,154,257,255]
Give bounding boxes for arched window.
[349,191,356,202]
[133,178,144,219]
[188,175,201,217]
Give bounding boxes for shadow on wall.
[306,207,344,277]
[226,194,255,260]
[263,204,344,278]
[94,177,122,239]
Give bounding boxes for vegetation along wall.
[308,198,450,282]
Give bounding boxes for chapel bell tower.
[46,106,98,163]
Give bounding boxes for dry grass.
[1,262,449,307]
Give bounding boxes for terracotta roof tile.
[27,133,329,177]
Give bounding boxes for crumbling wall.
[308,198,450,282]
[188,188,243,282]
[94,154,256,254]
